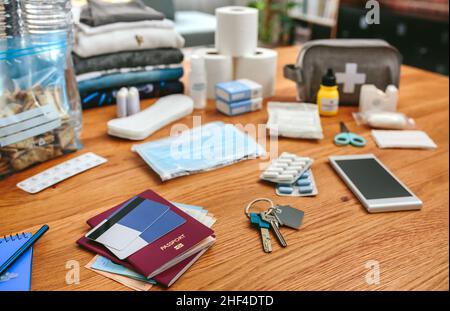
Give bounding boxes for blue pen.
[0,225,49,276]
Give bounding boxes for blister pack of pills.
[276,169,318,197]
[17,152,107,194]
[260,152,313,185]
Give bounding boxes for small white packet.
[267,102,324,140]
[372,130,437,149]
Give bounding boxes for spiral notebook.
[0,233,33,291]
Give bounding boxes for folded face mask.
[132,122,266,181]
[266,102,324,140]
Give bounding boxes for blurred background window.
[71,0,449,75]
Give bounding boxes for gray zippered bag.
[284,39,402,105]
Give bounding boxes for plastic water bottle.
[1,0,73,37]
[19,0,73,35]
[0,0,81,132]
[23,0,81,131]
[0,0,20,38]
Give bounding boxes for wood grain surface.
[0,46,448,291]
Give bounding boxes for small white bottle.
[116,88,128,118]
[189,55,207,109]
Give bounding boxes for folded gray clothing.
[80,0,164,27]
[73,48,184,75]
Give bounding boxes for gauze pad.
[266,102,324,140]
[372,130,437,149]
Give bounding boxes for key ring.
[245,198,275,218]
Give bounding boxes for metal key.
[270,205,304,230]
[261,211,287,247]
[250,213,273,253]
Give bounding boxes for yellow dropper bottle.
[317,68,339,117]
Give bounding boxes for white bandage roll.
[195,48,233,99]
[215,6,258,57]
[236,48,278,98]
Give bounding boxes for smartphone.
[329,154,422,213]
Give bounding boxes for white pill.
[263,172,279,178]
[289,166,304,171]
[274,162,289,168]
[284,170,298,175]
[278,158,293,163]
[267,166,284,173]
[292,161,306,166]
[278,174,294,181]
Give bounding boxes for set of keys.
[245,198,304,253]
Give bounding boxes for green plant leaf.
[247,0,265,10]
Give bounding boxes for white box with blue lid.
[215,79,263,102]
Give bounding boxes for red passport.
[77,189,215,286]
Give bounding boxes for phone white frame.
[329,154,422,213]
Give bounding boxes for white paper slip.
[371,130,438,149]
[17,152,107,194]
[0,105,61,147]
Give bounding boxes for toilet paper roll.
[195,48,233,99]
[236,48,278,98]
[215,6,258,57]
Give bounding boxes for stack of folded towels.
[72,0,185,109]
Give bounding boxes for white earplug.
[116,87,128,118]
[127,87,141,116]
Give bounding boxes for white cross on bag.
[336,63,367,94]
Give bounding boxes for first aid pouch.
[0,34,82,179]
[284,39,402,105]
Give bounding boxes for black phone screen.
[335,158,413,200]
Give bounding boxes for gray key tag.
[272,205,304,230]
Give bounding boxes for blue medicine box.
[215,79,263,102]
[216,97,263,116]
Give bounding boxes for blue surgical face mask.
[133,122,266,181]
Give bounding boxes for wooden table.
[1,46,448,291]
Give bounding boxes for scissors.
[334,122,367,147]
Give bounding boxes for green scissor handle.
[334,122,367,147]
